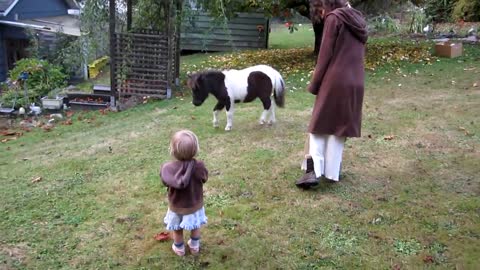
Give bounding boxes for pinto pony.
[187,65,285,131]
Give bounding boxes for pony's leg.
[259,97,272,125]
[225,102,234,131]
[268,98,276,125]
[213,102,225,128]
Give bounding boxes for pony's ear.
[187,73,201,89]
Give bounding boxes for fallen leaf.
[423,255,434,263]
[392,264,401,270]
[63,119,73,125]
[31,177,42,183]
[1,130,17,136]
[42,125,54,132]
[384,135,395,140]
[153,232,170,242]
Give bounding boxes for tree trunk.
[313,20,324,56]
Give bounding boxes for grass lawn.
[1,29,479,269]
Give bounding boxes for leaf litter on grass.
[184,40,434,77]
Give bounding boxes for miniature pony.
[187,65,285,131]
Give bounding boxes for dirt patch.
[0,117,13,130]
[0,243,29,268]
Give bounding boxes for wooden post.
[175,0,181,84]
[265,18,270,49]
[109,0,117,107]
[165,1,172,99]
[127,0,132,31]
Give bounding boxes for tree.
[80,0,427,60]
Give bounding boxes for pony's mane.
[188,70,224,90]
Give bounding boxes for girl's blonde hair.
[169,130,199,160]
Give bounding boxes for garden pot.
[41,96,64,110]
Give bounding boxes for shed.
[181,12,270,52]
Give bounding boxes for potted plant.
[41,88,65,110]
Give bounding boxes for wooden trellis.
[109,0,180,103]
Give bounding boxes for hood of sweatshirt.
[160,160,195,189]
[329,7,368,44]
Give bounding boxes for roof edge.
[1,0,20,17]
[1,0,79,17]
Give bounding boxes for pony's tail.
[273,75,285,108]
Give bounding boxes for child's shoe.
[187,239,200,254]
[172,243,185,256]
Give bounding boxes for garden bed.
[92,84,111,95]
[67,92,110,111]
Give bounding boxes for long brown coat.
[307,7,368,138]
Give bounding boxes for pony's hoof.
[225,126,232,131]
[213,123,219,128]
[259,120,266,125]
[268,120,276,125]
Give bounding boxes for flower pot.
[41,96,64,110]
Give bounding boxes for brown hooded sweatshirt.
[160,159,208,215]
[308,7,368,138]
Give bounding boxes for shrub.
[425,0,456,23]
[368,15,400,35]
[453,0,480,22]
[0,58,67,108]
[408,7,431,34]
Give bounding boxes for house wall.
[0,25,29,81]
[4,0,69,20]
[181,12,269,52]
[0,27,7,81]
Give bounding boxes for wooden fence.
[113,29,177,99]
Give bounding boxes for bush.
[368,15,400,35]
[425,0,456,23]
[453,0,480,22]
[426,0,480,23]
[0,58,67,108]
[407,7,431,34]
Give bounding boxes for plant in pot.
[41,88,65,110]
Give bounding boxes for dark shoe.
[295,171,319,189]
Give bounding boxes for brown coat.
[307,7,368,138]
[160,159,208,215]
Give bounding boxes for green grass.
[269,23,315,49]
[1,33,480,269]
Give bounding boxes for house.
[0,0,80,81]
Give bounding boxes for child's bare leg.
[191,228,201,239]
[172,229,184,244]
[188,228,201,254]
[171,229,185,256]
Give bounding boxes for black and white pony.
[187,65,285,131]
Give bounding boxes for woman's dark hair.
[320,0,347,13]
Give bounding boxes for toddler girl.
[160,130,208,256]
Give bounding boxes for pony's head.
[187,71,226,106]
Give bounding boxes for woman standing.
[296,0,367,188]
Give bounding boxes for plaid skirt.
[164,207,207,231]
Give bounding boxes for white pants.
[301,134,346,181]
